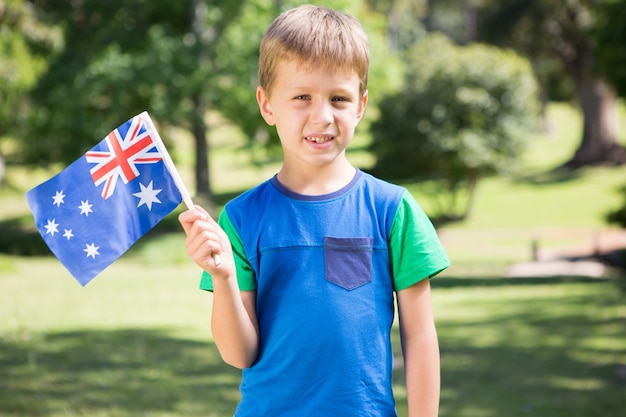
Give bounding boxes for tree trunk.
[565,77,626,168]
[192,94,213,207]
[190,0,213,207]
[562,37,626,169]
[0,153,4,188]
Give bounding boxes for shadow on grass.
[0,216,51,256]
[0,328,241,417]
[432,275,614,288]
[515,165,584,186]
[0,188,251,257]
[434,343,625,416]
[393,277,626,416]
[0,214,184,257]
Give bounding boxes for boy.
[179,5,450,416]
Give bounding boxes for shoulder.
[357,171,407,203]
[356,171,410,217]
[222,178,276,219]
[227,178,275,207]
[359,171,429,214]
[359,170,405,193]
[220,176,288,235]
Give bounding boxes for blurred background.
[1,0,625,416]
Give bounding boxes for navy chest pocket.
[324,237,373,290]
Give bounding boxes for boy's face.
[256,60,368,171]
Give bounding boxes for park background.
[1,0,626,416]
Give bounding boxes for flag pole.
[141,111,222,266]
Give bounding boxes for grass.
[1,102,626,416]
[431,276,625,417]
[1,264,624,416]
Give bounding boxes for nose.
[309,100,333,125]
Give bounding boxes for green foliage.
[0,0,62,136]
[20,0,246,166]
[370,33,540,221]
[209,0,280,160]
[20,1,187,164]
[593,0,626,98]
[475,0,599,102]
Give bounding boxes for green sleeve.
[199,209,257,292]
[389,191,450,291]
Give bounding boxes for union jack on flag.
[86,115,163,199]
[26,112,183,286]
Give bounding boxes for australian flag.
[26,113,183,286]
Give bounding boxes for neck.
[276,161,356,196]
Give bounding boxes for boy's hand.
[178,205,235,280]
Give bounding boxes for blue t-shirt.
[201,170,450,416]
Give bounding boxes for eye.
[294,95,310,100]
[332,96,349,102]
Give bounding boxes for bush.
[369,34,540,221]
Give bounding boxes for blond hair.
[259,5,370,97]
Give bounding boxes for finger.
[193,204,219,227]
[186,231,220,267]
[178,209,202,234]
[191,224,223,268]
[183,205,224,268]
[186,223,218,251]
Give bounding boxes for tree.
[0,0,61,185]
[185,0,245,205]
[476,0,626,169]
[369,34,539,222]
[22,0,244,205]
[593,0,626,98]
[596,0,626,241]
[364,0,428,52]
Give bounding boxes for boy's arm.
[179,206,259,369]
[397,278,440,417]
[211,285,259,369]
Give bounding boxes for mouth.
[305,136,335,144]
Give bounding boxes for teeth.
[306,137,333,143]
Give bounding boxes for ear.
[356,89,368,122]
[256,86,276,126]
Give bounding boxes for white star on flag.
[44,219,59,236]
[84,243,100,259]
[133,181,162,210]
[52,191,65,207]
[78,200,93,216]
[63,229,74,240]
